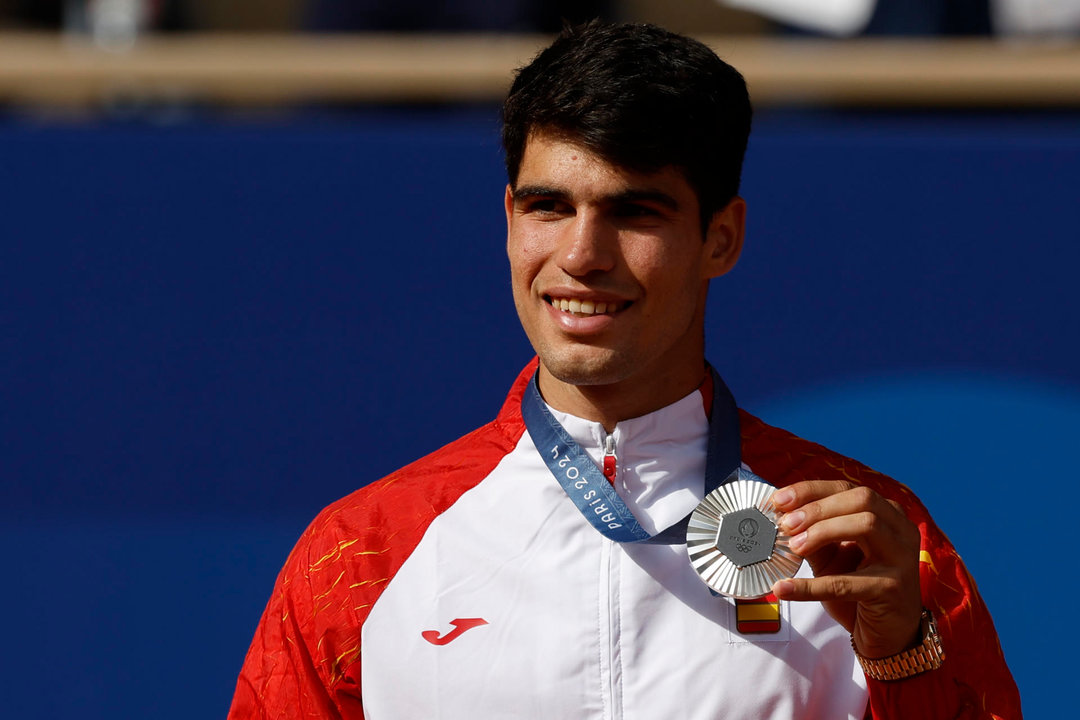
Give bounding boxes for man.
[229,21,1020,719]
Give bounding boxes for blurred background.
[2,1,1078,717]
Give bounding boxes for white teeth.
[549,297,618,315]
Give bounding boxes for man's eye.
[527,199,568,215]
[616,204,658,218]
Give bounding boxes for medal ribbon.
[521,366,741,544]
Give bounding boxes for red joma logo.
[422,617,488,646]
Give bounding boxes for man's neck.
[536,362,708,433]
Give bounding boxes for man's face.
[505,132,743,407]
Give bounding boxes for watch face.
[686,470,803,598]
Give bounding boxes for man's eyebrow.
[610,188,680,212]
[511,185,568,202]
[512,185,680,211]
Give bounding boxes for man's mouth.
[545,295,630,317]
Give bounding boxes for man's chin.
[537,349,635,389]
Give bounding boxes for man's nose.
[555,213,617,277]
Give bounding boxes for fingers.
[772,480,851,510]
[772,567,907,605]
[767,479,924,656]
[772,570,922,654]
[773,482,893,524]
[801,540,865,578]
[769,480,922,579]
[772,483,919,561]
[787,511,893,560]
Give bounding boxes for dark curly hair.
[502,21,752,227]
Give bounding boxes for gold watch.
[852,609,945,682]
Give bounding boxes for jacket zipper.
[599,430,622,718]
[603,432,617,485]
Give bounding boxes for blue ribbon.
[521,366,741,544]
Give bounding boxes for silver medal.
[687,469,803,599]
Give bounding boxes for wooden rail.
[2,32,1079,107]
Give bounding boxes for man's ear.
[702,196,746,280]
[504,184,514,232]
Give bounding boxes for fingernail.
[780,510,804,532]
[789,532,807,552]
[773,489,794,507]
[773,579,795,597]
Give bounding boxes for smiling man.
[229,21,1020,720]
[506,131,744,428]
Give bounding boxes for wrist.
[853,609,945,682]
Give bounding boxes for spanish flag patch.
[735,593,781,634]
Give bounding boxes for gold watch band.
[852,609,945,682]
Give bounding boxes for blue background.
[2,107,1076,717]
